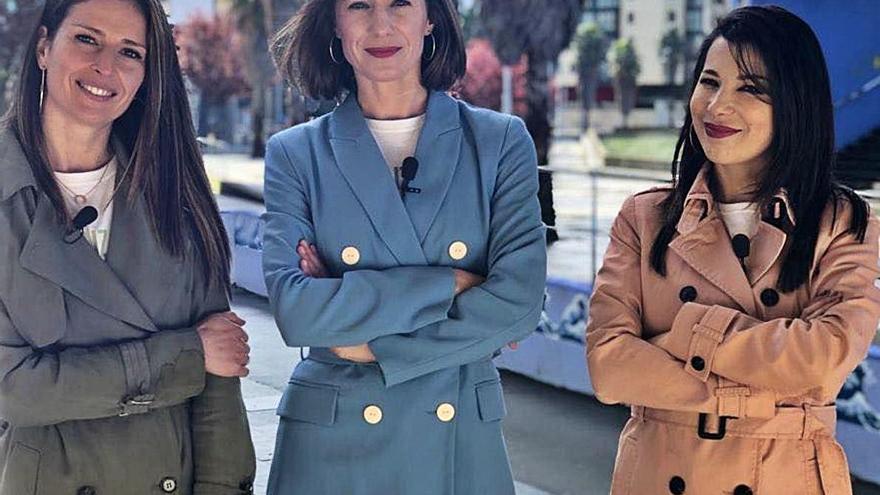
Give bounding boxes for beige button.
[448,241,468,260]
[341,246,360,265]
[363,404,383,425]
[436,402,456,422]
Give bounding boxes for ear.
[425,22,434,36]
[36,26,50,70]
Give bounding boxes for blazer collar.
[328,91,463,263]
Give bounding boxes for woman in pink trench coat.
[587,6,880,495]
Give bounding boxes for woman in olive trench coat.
[587,7,880,495]
[0,0,255,493]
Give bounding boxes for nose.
[90,47,115,74]
[707,88,734,117]
[369,6,394,36]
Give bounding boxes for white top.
[365,114,426,183]
[717,202,760,239]
[54,157,118,260]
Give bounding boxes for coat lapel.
[328,94,427,265]
[405,92,462,243]
[19,191,158,331]
[748,221,787,284]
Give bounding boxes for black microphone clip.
[400,156,420,198]
[63,206,98,244]
[731,233,750,273]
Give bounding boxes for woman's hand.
[196,311,250,377]
[453,269,485,295]
[298,240,328,278]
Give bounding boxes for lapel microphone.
[63,206,99,244]
[400,156,421,199]
[731,233,750,274]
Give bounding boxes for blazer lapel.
[19,193,158,331]
[670,214,758,315]
[405,92,462,243]
[329,95,427,265]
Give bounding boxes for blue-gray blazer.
[262,91,546,495]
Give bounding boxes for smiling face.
[690,37,773,175]
[36,0,147,130]
[334,0,433,89]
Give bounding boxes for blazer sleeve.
[262,134,456,348]
[368,117,547,387]
[654,206,880,396]
[0,295,206,428]
[190,283,256,495]
[586,195,776,418]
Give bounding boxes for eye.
[348,1,369,9]
[391,0,412,5]
[121,47,143,60]
[739,84,765,96]
[75,34,98,45]
[698,77,719,88]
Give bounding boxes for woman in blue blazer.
[262,1,547,493]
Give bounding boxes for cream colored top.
[54,158,117,259]
[717,201,760,239]
[365,114,426,183]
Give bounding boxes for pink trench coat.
[586,166,880,495]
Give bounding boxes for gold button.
[341,246,360,265]
[448,241,468,260]
[363,404,383,425]
[436,402,456,422]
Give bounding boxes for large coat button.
[690,356,706,371]
[760,288,779,307]
[161,477,177,493]
[341,246,360,266]
[733,485,753,495]
[448,241,468,260]
[436,403,456,422]
[679,286,698,303]
[363,404,383,424]
[668,475,686,494]
[77,487,97,495]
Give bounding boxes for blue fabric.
[261,91,546,495]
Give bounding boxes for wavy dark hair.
[5,0,230,289]
[271,0,466,100]
[649,5,868,293]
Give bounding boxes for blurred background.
[2,1,879,493]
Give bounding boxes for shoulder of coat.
[455,98,519,143]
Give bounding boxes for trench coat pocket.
[815,439,852,495]
[610,435,638,495]
[1,442,40,495]
[476,380,507,422]
[276,380,339,426]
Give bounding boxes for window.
[668,11,676,22]
[686,10,702,31]
[628,12,635,24]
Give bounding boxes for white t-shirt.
[365,114,426,184]
[54,157,118,260]
[717,202,760,239]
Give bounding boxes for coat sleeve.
[0,296,206,428]
[654,205,880,396]
[262,134,456,348]
[586,195,776,418]
[190,283,256,495]
[367,117,546,387]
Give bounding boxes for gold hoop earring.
[329,38,342,65]
[39,68,46,112]
[423,32,436,61]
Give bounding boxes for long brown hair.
[271,0,466,100]
[5,0,231,290]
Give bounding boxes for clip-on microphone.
[400,156,421,199]
[731,233,750,275]
[63,206,99,244]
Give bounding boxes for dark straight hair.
[5,0,231,289]
[270,0,466,100]
[649,5,868,293]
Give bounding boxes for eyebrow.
[702,69,768,81]
[72,23,146,50]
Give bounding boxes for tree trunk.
[501,66,513,114]
[524,49,558,245]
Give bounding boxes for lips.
[365,47,401,58]
[76,80,118,101]
[704,122,742,139]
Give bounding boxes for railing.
[834,73,880,109]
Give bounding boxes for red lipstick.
[365,47,401,58]
[704,122,742,139]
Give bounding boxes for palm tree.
[573,21,607,131]
[610,38,640,129]
[479,0,530,114]
[659,28,685,87]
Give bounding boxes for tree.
[573,22,607,130]
[479,0,531,115]
[0,0,42,113]
[659,28,685,87]
[610,38,640,129]
[458,38,527,116]
[177,12,251,142]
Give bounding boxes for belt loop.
[801,403,812,440]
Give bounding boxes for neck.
[41,106,113,173]
[712,162,763,203]
[356,77,428,120]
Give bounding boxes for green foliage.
[610,38,640,82]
